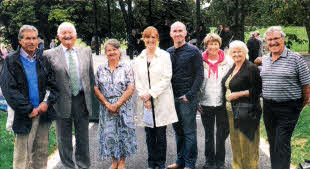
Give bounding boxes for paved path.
[47,53,273,169]
[48,120,271,169]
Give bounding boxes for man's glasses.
[266,37,282,42]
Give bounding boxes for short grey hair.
[228,40,249,60]
[18,25,38,40]
[170,21,187,33]
[57,22,77,35]
[103,39,127,59]
[264,26,286,39]
[104,39,121,52]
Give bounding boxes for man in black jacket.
[247,32,260,63]
[167,21,204,169]
[0,25,58,169]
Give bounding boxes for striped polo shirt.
[261,47,310,101]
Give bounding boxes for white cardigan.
[133,47,178,127]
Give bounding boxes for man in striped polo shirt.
[261,26,310,169]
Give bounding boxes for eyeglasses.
[266,37,282,42]
[231,51,244,55]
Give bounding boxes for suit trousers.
[13,116,51,169]
[56,92,90,169]
[263,99,302,169]
[200,105,229,167]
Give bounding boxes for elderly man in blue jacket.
[0,25,58,169]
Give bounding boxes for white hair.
[228,40,249,60]
[264,26,286,39]
[57,22,77,35]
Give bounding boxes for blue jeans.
[172,97,198,169]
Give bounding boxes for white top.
[199,56,233,107]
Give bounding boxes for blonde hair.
[228,40,249,60]
[203,33,222,48]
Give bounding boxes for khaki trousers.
[13,116,51,169]
[227,109,260,169]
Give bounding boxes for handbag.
[232,102,255,120]
[143,107,154,126]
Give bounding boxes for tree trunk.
[196,0,201,45]
[306,23,310,53]
[118,0,133,41]
[230,0,246,41]
[148,0,152,25]
[107,0,111,37]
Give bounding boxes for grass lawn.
[0,111,58,169]
[210,26,309,53]
[260,105,310,166]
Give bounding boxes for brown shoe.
[167,163,180,169]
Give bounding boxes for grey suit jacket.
[44,45,97,118]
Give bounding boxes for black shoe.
[202,164,216,169]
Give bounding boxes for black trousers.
[263,99,303,169]
[145,126,167,168]
[200,105,229,166]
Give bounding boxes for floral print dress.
[95,60,137,160]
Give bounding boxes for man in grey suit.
[44,22,96,169]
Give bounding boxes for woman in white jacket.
[134,26,178,169]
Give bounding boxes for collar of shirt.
[268,46,288,61]
[104,60,125,71]
[139,47,161,59]
[174,43,187,52]
[20,48,36,62]
[61,44,76,53]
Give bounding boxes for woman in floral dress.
[94,39,137,169]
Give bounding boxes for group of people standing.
[0,20,309,169]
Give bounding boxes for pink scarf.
[202,50,225,79]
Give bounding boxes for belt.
[263,98,302,104]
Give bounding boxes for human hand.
[178,95,189,103]
[38,102,48,115]
[29,108,39,118]
[227,92,241,101]
[144,100,152,110]
[106,102,119,114]
[140,93,151,102]
[254,57,262,66]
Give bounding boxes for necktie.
[68,50,79,96]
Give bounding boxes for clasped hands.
[140,93,152,110]
[28,102,48,118]
[105,102,121,114]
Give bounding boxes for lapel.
[56,45,69,76]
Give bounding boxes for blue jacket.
[0,47,58,134]
[167,43,204,101]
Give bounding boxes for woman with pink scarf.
[198,33,233,169]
